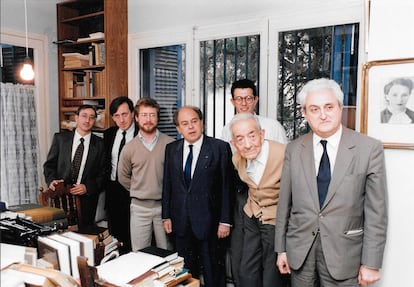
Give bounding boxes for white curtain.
[1,83,40,206]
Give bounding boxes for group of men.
[44,78,388,287]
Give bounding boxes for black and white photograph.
[362,58,414,149]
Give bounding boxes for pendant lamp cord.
[24,0,29,57]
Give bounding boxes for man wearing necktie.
[104,97,138,254]
[44,105,105,227]
[275,78,388,287]
[162,106,235,287]
[230,112,287,287]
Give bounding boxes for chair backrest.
[39,183,82,229]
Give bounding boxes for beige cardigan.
[233,140,286,225]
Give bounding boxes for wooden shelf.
[57,0,128,131]
[63,64,105,72]
[60,11,104,24]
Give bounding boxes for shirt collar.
[74,130,91,142]
[247,140,269,167]
[119,123,135,136]
[138,129,159,144]
[185,134,204,149]
[313,125,342,149]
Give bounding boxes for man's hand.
[163,219,172,234]
[276,252,291,274]
[358,265,381,286]
[70,184,86,195]
[48,179,64,191]
[217,224,230,238]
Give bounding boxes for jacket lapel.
[82,135,97,180]
[322,128,356,209]
[190,137,211,188]
[174,140,186,186]
[300,133,320,210]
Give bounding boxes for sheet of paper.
[97,251,165,286]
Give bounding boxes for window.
[277,23,359,140]
[200,35,260,137]
[1,44,34,84]
[140,45,185,138]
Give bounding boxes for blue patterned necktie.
[184,145,193,187]
[317,140,331,208]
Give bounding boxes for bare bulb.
[20,63,35,81]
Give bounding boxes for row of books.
[63,70,106,99]
[62,99,102,107]
[36,227,120,280]
[88,42,105,66]
[62,43,105,69]
[62,53,90,69]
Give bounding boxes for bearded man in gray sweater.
[118,98,174,251]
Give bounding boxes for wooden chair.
[39,183,82,230]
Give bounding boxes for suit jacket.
[103,124,139,182]
[275,127,388,280]
[162,135,234,240]
[43,130,106,225]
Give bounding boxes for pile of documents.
[97,246,189,287]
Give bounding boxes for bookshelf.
[56,0,128,131]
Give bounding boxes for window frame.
[268,5,365,130]
[129,5,365,134]
[1,28,49,185]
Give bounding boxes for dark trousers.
[105,181,131,254]
[239,213,288,287]
[229,188,248,286]
[175,225,226,287]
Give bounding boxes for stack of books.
[77,226,121,265]
[62,53,89,68]
[96,246,196,287]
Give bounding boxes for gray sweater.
[118,132,174,200]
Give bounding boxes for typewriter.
[0,216,56,247]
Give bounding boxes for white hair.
[296,78,344,107]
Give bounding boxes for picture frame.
[361,58,414,149]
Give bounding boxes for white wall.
[367,1,414,286]
[1,0,59,137]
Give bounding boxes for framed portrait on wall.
[361,58,414,149]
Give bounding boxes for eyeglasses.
[233,96,255,104]
[79,114,96,120]
[139,113,157,119]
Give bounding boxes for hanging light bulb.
[19,0,34,81]
[20,60,35,80]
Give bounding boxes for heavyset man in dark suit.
[275,78,388,287]
[103,96,138,254]
[44,105,105,227]
[162,106,234,287]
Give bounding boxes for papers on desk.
[97,251,165,286]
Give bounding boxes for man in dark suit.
[275,78,388,287]
[162,106,234,287]
[44,105,105,227]
[103,96,138,254]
